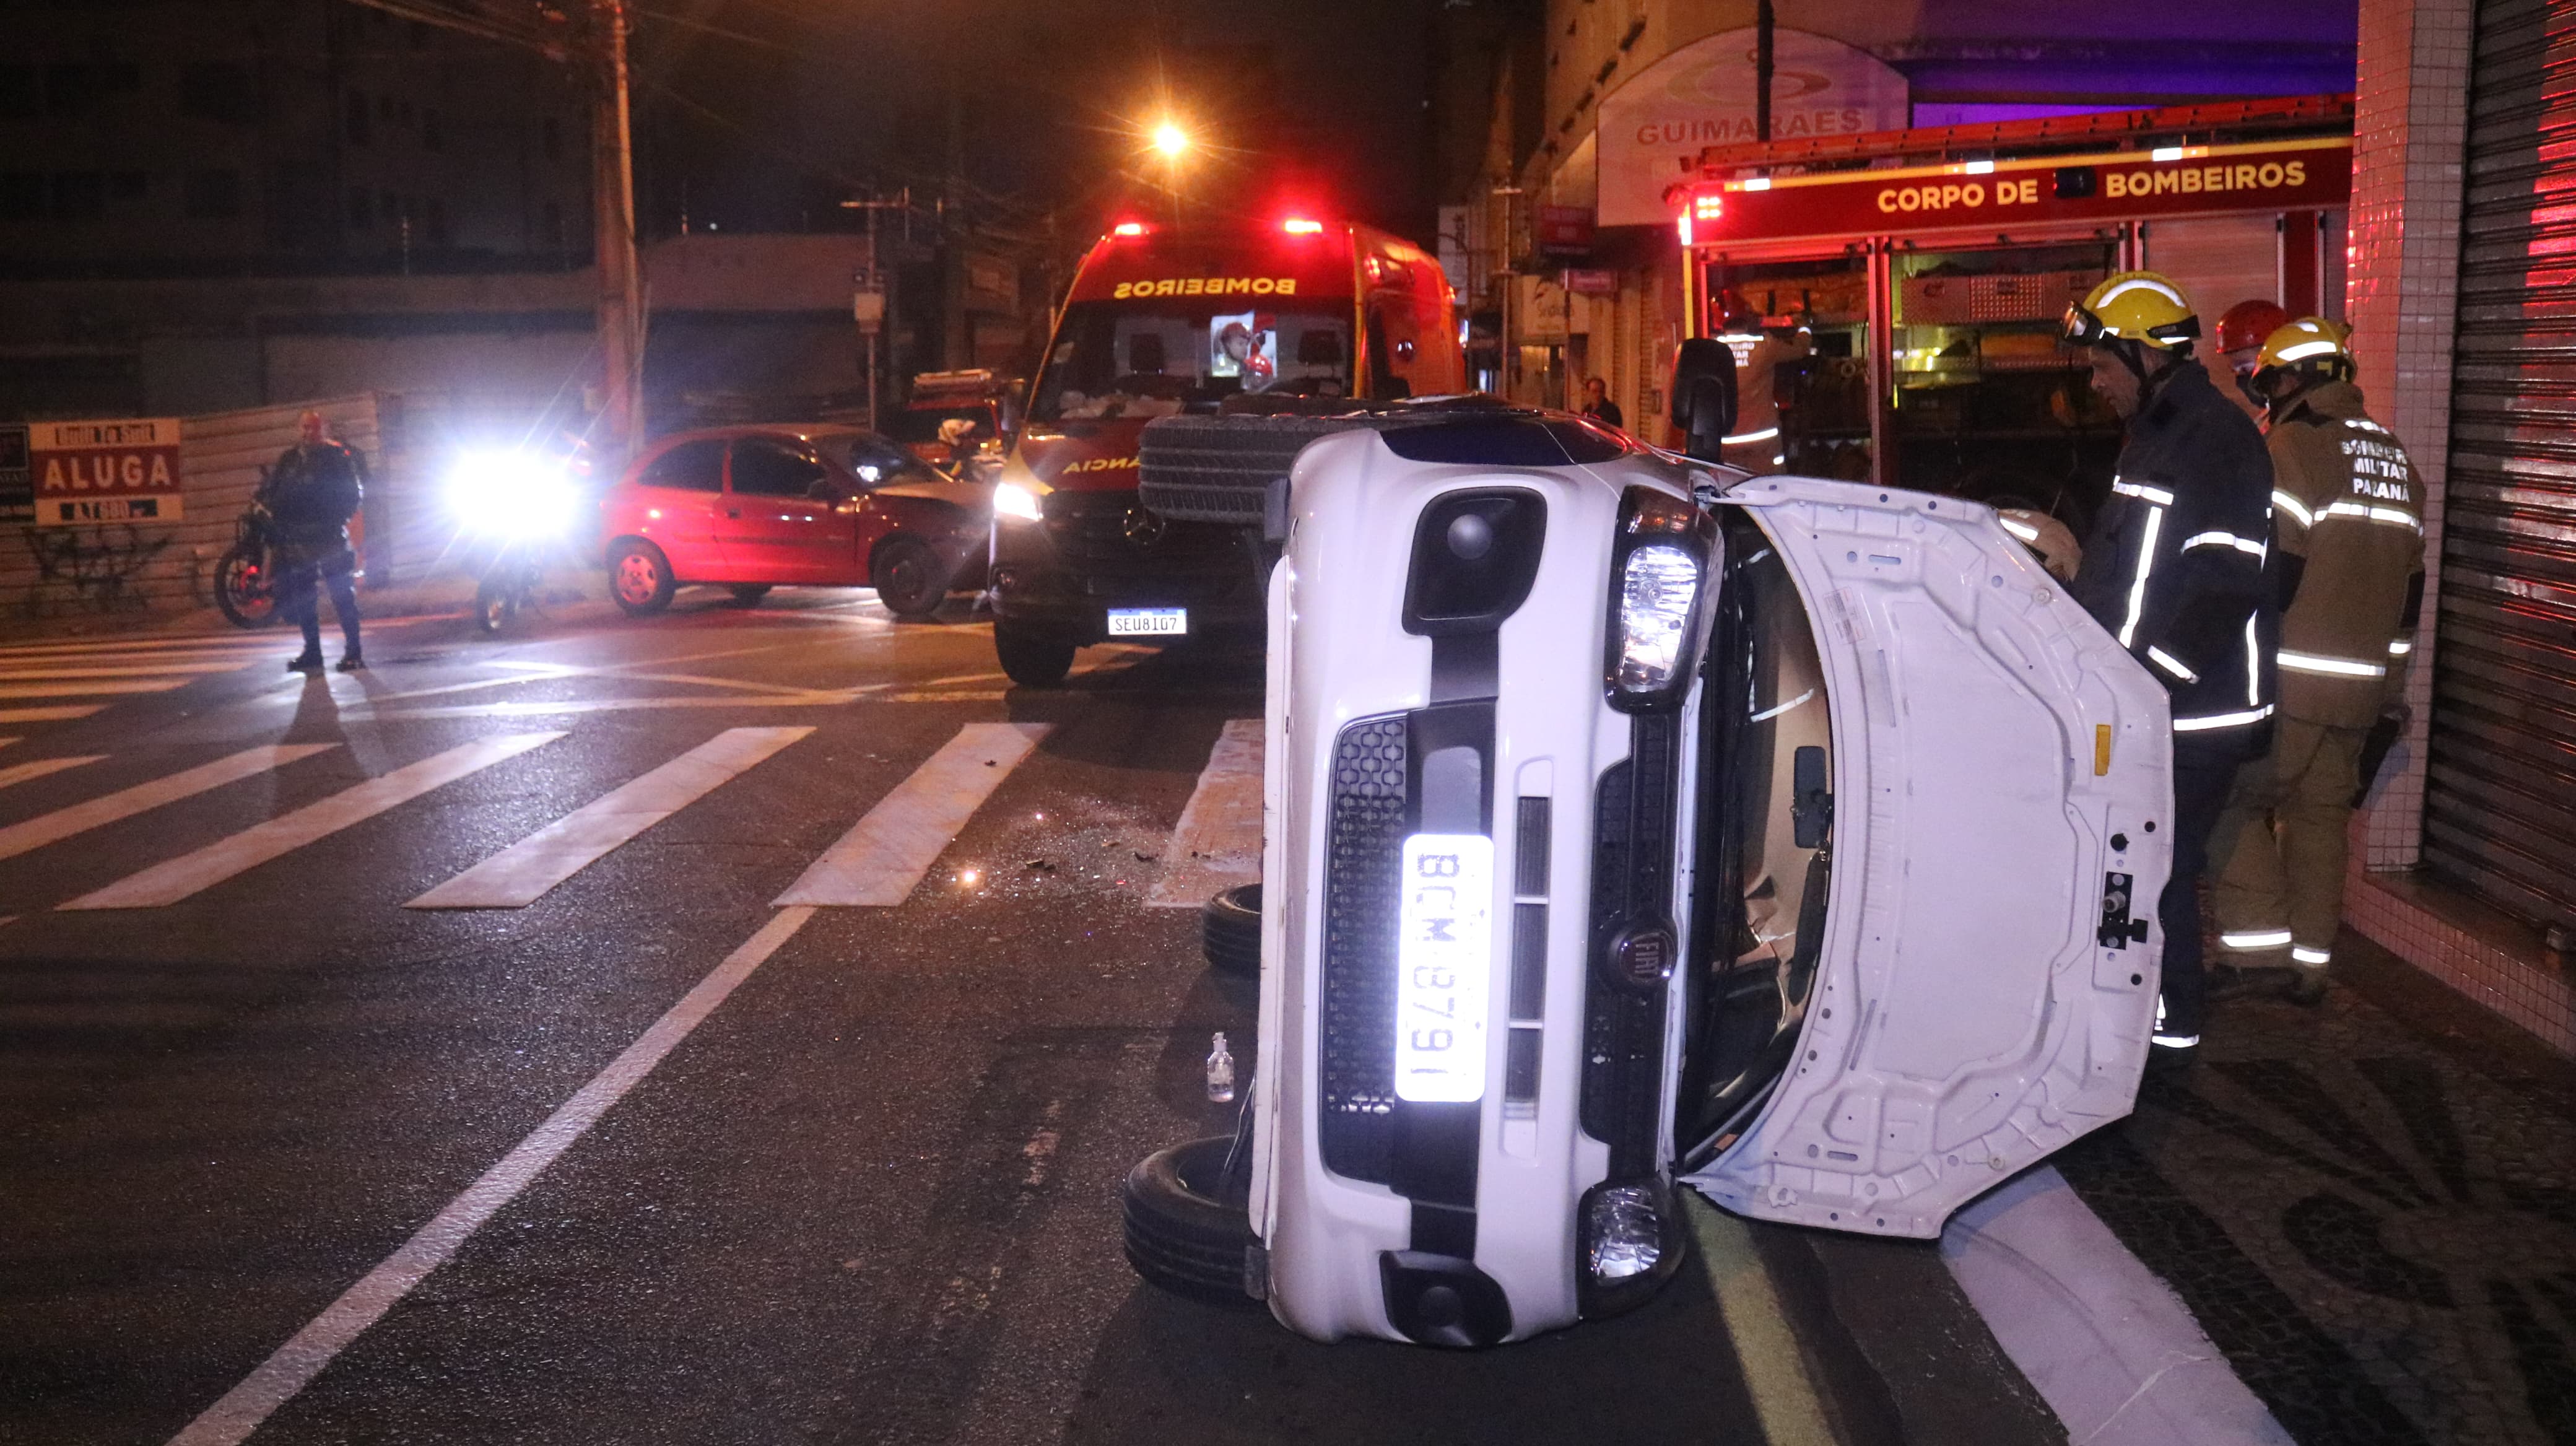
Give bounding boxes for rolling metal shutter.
[2434,0,2576,935]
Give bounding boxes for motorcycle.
[214,500,282,629]
[446,441,589,634]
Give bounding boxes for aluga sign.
[30,417,185,526]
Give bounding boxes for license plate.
[1107,607,1188,637]
[1395,834,1494,1104]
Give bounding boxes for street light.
[1152,121,1190,158]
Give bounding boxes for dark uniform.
[2069,360,2279,1046]
[2212,378,2425,980]
[259,437,367,666]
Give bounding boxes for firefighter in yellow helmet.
[2064,271,2280,1059]
[2209,318,2425,1004]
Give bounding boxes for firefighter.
[2063,272,2279,1057]
[2216,298,2292,420]
[2210,318,2425,1003]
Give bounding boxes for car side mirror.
[1669,338,1739,463]
[1791,744,1831,850]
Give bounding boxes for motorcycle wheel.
[474,579,516,634]
[214,546,278,629]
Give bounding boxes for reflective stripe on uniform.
[2112,477,2177,506]
[2118,504,2165,648]
[1723,427,1780,445]
[2243,614,2263,707]
[2278,648,2388,679]
[2291,945,2333,965]
[2390,638,2413,656]
[2222,928,2294,949]
[2273,490,2313,527]
[2147,647,2198,682]
[2320,499,2422,533]
[2183,529,2267,559]
[2174,703,2274,732]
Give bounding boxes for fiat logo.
[1123,504,1167,547]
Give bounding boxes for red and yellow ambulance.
[986,215,1466,686]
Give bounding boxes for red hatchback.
[601,425,990,620]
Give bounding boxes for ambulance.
[985,216,1466,686]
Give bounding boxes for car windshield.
[1031,298,1354,420]
[1679,513,1835,1163]
[845,435,946,487]
[887,404,996,446]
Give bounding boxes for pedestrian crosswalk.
[0,710,1268,923]
[0,631,276,736]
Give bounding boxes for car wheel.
[729,583,773,606]
[1121,1135,1260,1308]
[1201,884,1260,977]
[872,536,952,621]
[993,621,1076,687]
[474,578,514,634]
[609,541,676,616]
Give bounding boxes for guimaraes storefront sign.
[1599,27,1908,227]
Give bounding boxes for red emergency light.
[1112,221,1151,238]
[1281,217,1325,235]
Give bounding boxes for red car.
[600,425,990,620]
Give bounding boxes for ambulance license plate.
[1395,833,1493,1104]
[1107,607,1188,637]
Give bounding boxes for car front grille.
[1040,490,1248,581]
[1318,713,1408,1184]
[1581,714,1680,1177]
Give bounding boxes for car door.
[625,437,729,580]
[724,437,851,584]
[1680,476,2174,1239]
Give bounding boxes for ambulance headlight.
[992,480,1044,523]
[1603,487,1716,709]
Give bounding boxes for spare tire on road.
[1121,1135,1260,1308]
[1201,884,1261,977]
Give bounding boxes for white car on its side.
[1195,409,2173,1348]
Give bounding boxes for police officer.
[2063,272,2279,1057]
[2211,318,2424,1003]
[259,410,368,673]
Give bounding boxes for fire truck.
[985,215,1466,686]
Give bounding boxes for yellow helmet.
[2063,271,2200,352]
[2254,316,2354,377]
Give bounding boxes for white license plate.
[1395,834,1494,1104]
[1107,607,1188,637]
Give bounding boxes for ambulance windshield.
[1033,300,1354,421]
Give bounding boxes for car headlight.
[992,479,1044,522]
[1602,487,1717,710]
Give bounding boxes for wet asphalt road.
[0,588,2058,1446]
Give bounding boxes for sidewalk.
[0,565,597,647]
[2056,930,2576,1445]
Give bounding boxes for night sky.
[630,0,1442,246]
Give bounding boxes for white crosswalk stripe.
[0,706,102,725]
[407,727,812,910]
[0,755,107,792]
[1148,718,1263,907]
[775,722,1050,906]
[0,662,250,681]
[0,744,339,863]
[0,678,195,699]
[61,733,565,910]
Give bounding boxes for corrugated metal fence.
[2435,0,2576,935]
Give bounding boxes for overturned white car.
[1126,407,2174,1346]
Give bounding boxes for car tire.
[993,621,1076,687]
[609,541,676,616]
[1201,884,1261,977]
[729,583,773,606]
[1121,1135,1260,1308]
[872,536,951,621]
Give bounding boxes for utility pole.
[591,0,643,465]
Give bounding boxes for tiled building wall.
[2339,0,2573,1058]
[2345,0,2472,874]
